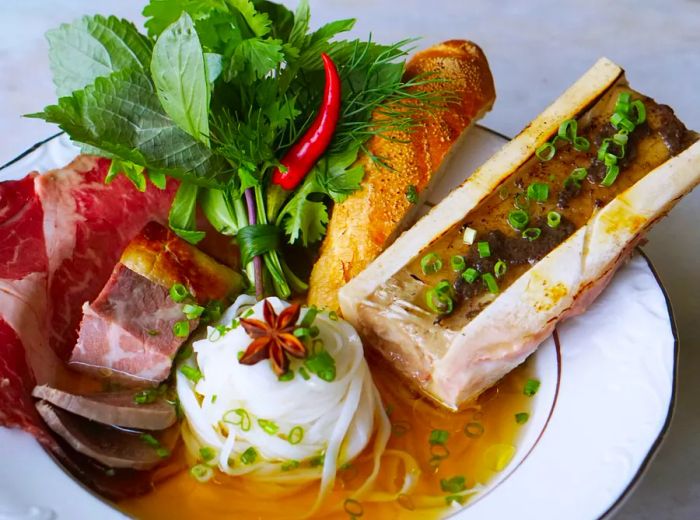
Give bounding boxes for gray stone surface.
[1,1,698,518]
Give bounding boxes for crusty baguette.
[307,40,495,312]
[339,58,700,409]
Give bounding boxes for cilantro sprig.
[29,0,446,298]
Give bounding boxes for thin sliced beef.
[36,156,177,360]
[70,263,197,384]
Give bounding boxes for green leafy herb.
[523,378,541,397]
[515,412,530,424]
[304,348,336,382]
[180,364,202,383]
[440,475,466,493]
[240,446,258,465]
[429,429,449,445]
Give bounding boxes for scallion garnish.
[494,260,507,278]
[463,421,484,438]
[535,141,556,161]
[183,303,205,319]
[446,495,466,506]
[304,349,337,382]
[223,408,252,432]
[547,211,561,228]
[477,241,491,258]
[406,184,418,204]
[565,167,588,188]
[507,209,529,230]
[524,378,541,396]
[140,433,159,447]
[421,252,443,275]
[180,365,202,383]
[426,281,454,315]
[300,306,318,328]
[610,112,635,132]
[328,311,339,321]
[278,370,295,382]
[522,227,541,241]
[281,460,300,471]
[450,255,466,272]
[462,267,480,284]
[240,447,257,465]
[343,499,364,518]
[631,99,646,124]
[169,283,189,302]
[601,164,620,187]
[614,92,631,114]
[190,464,213,483]
[173,319,190,337]
[429,429,449,445]
[199,446,216,462]
[441,475,467,494]
[258,419,279,435]
[514,192,530,211]
[527,182,549,203]
[462,227,477,245]
[482,273,499,294]
[288,426,304,445]
[133,388,158,405]
[298,367,311,380]
[515,412,530,424]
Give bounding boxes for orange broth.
[117,357,533,520]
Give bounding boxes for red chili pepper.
[272,53,341,190]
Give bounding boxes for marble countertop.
[1,1,698,518]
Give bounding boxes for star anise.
[238,300,306,375]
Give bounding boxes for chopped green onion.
[498,186,509,200]
[515,412,530,424]
[203,300,222,322]
[278,370,295,382]
[463,421,484,438]
[140,433,160,448]
[328,311,339,321]
[508,209,529,231]
[133,388,158,405]
[242,308,254,318]
[304,349,337,382]
[522,227,541,241]
[494,260,507,278]
[612,132,628,146]
[462,268,480,284]
[240,447,257,465]
[430,443,450,461]
[199,446,216,462]
[300,306,318,328]
[237,350,244,361]
[169,283,189,302]
[223,408,252,431]
[190,464,213,483]
[343,498,364,517]
[281,460,300,471]
[477,241,491,258]
[309,454,325,467]
[547,211,561,228]
[429,429,449,445]
[211,394,217,403]
[446,495,466,506]
[180,365,202,383]
[309,325,320,337]
[406,184,418,204]
[631,99,646,124]
[183,303,204,320]
[514,192,530,211]
[524,378,541,396]
[573,135,590,151]
[601,164,620,187]
[258,419,279,435]
[527,182,549,202]
[392,421,411,437]
[293,327,311,338]
[173,320,190,337]
[288,426,304,445]
[440,475,467,493]
[298,367,311,380]
[536,142,556,161]
[450,255,466,272]
[426,283,454,314]
[482,273,499,294]
[610,112,635,132]
[566,167,588,188]
[420,252,443,275]
[614,92,631,114]
[558,119,577,141]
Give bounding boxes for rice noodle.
[176,295,386,509]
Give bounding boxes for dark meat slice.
[32,385,176,430]
[69,263,198,384]
[35,401,177,470]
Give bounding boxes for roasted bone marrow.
[339,58,700,409]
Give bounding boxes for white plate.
[0,127,676,520]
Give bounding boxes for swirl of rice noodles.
[177,295,392,514]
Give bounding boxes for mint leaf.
[225,37,284,84]
[46,15,152,96]
[229,0,271,37]
[29,69,222,184]
[152,13,210,145]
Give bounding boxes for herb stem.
[244,187,264,300]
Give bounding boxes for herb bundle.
[30,0,442,297]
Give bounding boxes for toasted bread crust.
[308,40,495,311]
